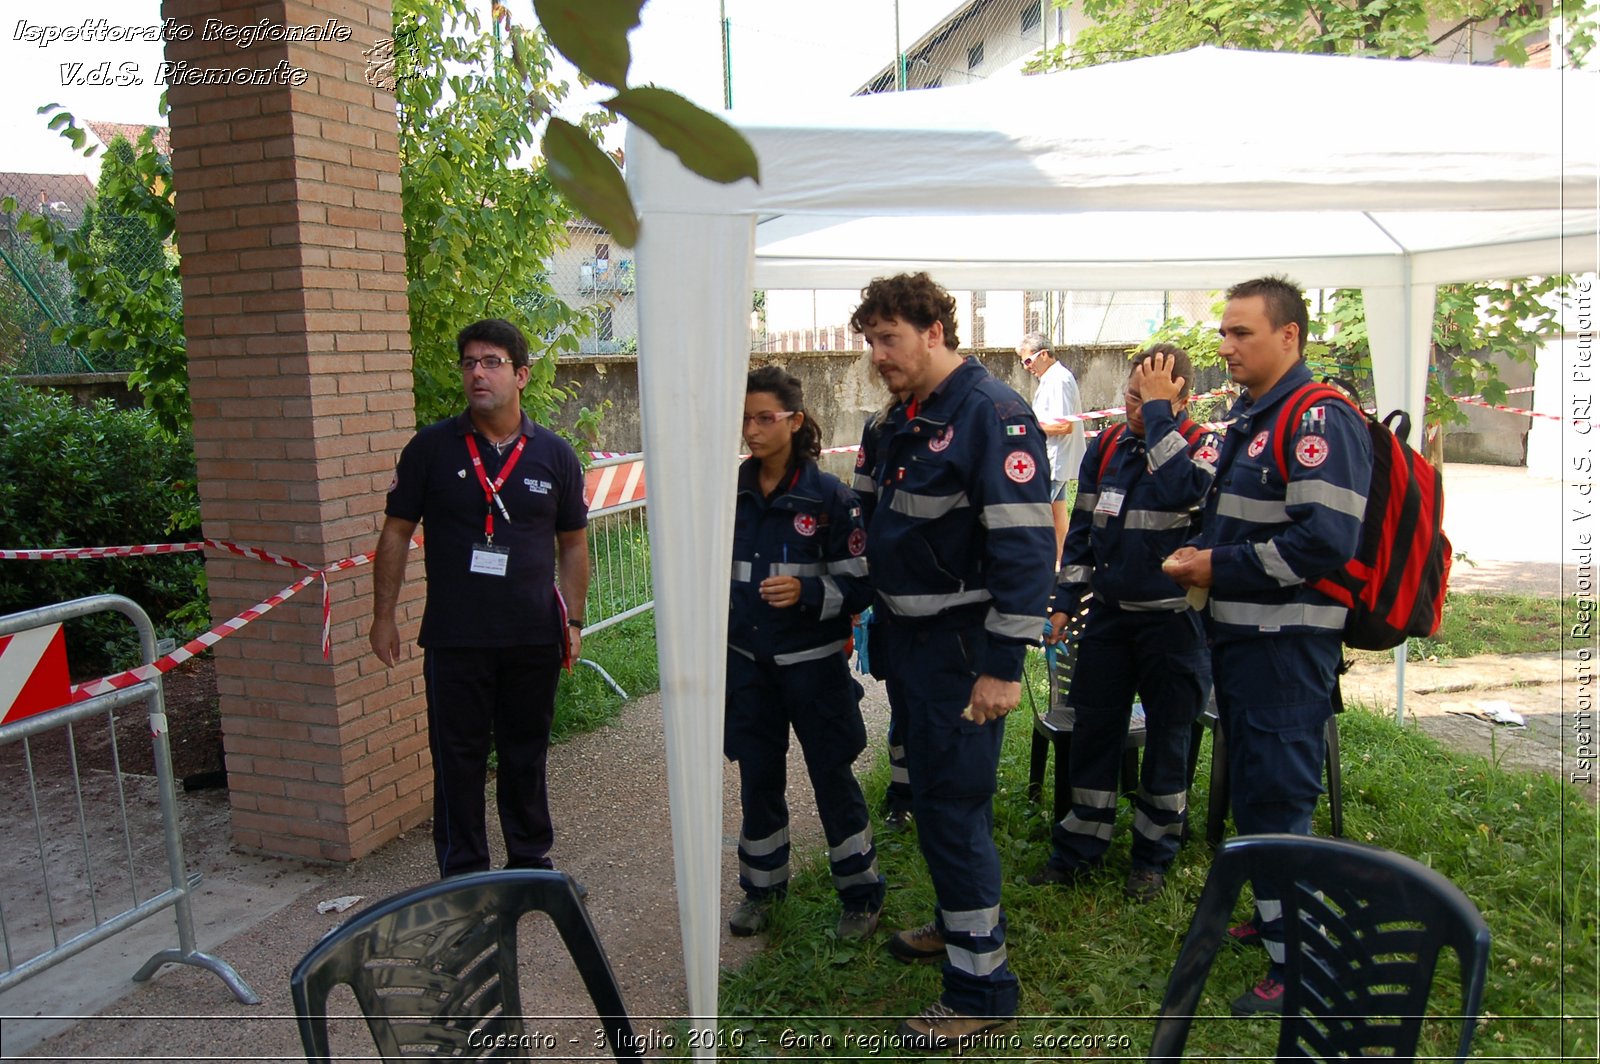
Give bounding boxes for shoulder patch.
[1003,450,1037,484]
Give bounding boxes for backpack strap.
[1095,423,1127,485]
[1270,382,1359,483]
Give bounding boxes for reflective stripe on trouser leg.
[1127,711,1195,871]
[886,623,1018,1017]
[806,757,885,912]
[738,824,791,894]
[1256,898,1287,964]
[1049,700,1133,871]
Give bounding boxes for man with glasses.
[1018,333,1084,559]
[371,318,590,879]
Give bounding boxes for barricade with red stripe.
[585,456,647,514]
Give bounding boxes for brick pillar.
[163,0,427,860]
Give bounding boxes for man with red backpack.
[1035,346,1217,902]
[1165,277,1373,1017]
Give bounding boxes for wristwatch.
[568,619,585,629]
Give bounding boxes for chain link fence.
[2,127,175,377]
[0,171,93,376]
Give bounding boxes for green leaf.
[606,86,760,186]
[533,0,643,88]
[542,117,638,246]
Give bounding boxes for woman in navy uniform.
[726,366,885,941]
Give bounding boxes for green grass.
[1345,590,1573,667]
[684,656,1596,1061]
[551,613,658,741]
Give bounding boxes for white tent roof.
[624,47,1598,1054]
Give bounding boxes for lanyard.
[463,433,526,543]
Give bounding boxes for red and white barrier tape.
[584,459,647,512]
[1453,396,1561,421]
[1,538,315,568]
[0,537,424,698]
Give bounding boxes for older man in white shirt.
[1019,332,1084,559]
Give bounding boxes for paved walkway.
[0,463,1583,1061]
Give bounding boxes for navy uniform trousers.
[881,620,1019,1019]
[725,650,884,914]
[1212,631,1341,965]
[424,644,562,877]
[1050,605,1209,874]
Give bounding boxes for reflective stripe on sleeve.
[732,560,753,582]
[980,502,1054,530]
[1286,478,1367,519]
[1254,540,1302,586]
[1147,429,1188,468]
[986,608,1042,640]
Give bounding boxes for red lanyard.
[463,433,526,542]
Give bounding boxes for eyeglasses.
[1022,356,1038,368]
[458,355,513,371]
[742,411,795,428]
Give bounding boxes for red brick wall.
[163,0,425,860]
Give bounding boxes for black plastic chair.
[1150,834,1491,1063]
[291,869,639,1062]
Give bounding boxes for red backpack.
[1270,381,1452,650]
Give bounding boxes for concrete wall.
[552,344,1150,456]
[1441,349,1536,465]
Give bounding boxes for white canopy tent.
[623,47,1598,1052]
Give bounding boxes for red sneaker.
[1230,973,1286,1016]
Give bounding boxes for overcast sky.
[0,0,959,174]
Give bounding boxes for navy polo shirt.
[386,411,588,649]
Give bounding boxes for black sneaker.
[1123,867,1165,902]
[1230,972,1287,1016]
[728,896,773,937]
[1026,863,1097,887]
[883,808,914,834]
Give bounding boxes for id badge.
[1094,489,1126,517]
[469,543,510,576]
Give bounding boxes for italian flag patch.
[1005,424,1027,436]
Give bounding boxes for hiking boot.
[728,895,773,937]
[883,808,914,834]
[1123,867,1165,902]
[1226,917,1263,949]
[835,908,881,941]
[1230,972,1287,1016]
[897,1000,1009,1052]
[1026,862,1096,887]
[888,921,946,964]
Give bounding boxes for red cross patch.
[929,426,954,453]
[1003,450,1037,484]
[1247,431,1270,458]
[855,448,866,469]
[1295,435,1330,468]
[848,528,866,556]
[793,513,818,536]
[1194,443,1220,464]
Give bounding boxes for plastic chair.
[291,869,639,1062]
[1149,834,1491,1063]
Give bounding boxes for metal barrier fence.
[0,595,257,1004]
[577,457,653,696]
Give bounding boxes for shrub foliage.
[0,379,203,672]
